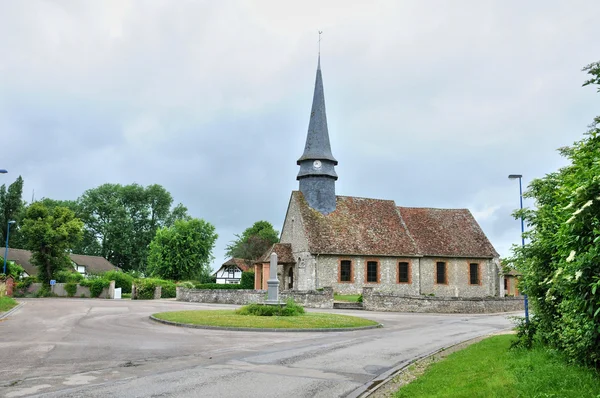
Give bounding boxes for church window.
[339,260,353,282]
[398,262,410,283]
[469,263,480,285]
[504,278,508,290]
[366,260,379,283]
[436,262,447,284]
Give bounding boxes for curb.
[0,302,24,320]
[149,315,383,332]
[346,330,513,398]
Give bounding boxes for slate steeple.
[297,56,338,215]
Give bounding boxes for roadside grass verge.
[395,334,600,398]
[0,296,18,312]
[334,294,361,302]
[152,310,379,329]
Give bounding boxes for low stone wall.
[362,287,524,313]
[176,287,334,309]
[25,282,114,299]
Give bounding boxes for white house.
[214,258,250,284]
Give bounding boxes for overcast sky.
[1,0,599,269]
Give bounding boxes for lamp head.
[508,174,522,180]
[0,169,7,174]
[8,220,15,225]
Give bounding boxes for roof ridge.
[398,206,471,211]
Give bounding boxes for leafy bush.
[133,278,159,300]
[101,270,134,294]
[236,299,305,317]
[357,294,363,303]
[240,272,255,289]
[64,282,77,297]
[3,261,25,279]
[80,278,110,298]
[55,270,84,283]
[177,281,195,289]
[194,283,245,290]
[155,279,176,298]
[510,316,538,350]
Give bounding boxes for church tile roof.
[293,191,419,256]
[256,243,295,264]
[398,207,498,258]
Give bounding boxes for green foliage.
[147,218,218,281]
[155,279,176,298]
[358,294,363,303]
[225,221,279,261]
[0,176,25,247]
[133,278,159,300]
[20,203,84,284]
[508,62,600,367]
[236,299,305,317]
[101,270,134,294]
[80,278,110,298]
[177,281,195,289]
[64,282,77,297]
[195,283,245,289]
[240,272,255,289]
[1,260,25,279]
[0,296,18,312]
[77,183,190,272]
[54,270,84,283]
[510,316,538,350]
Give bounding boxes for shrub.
[101,270,134,294]
[134,279,159,300]
[64,282,77,297]
[80,278,110,298]
[357,294,363,303]
[511,316,538,350]
[155,279,176,298]
[236,299,305,317]
[194,283,245,290]
[240,272,255,289]
[177,281,195,289]
[55,270,84,283]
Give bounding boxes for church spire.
[296,54,338,215]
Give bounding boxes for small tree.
[147,218,218,280]
[225,221,279,262]
[20,203,84,284]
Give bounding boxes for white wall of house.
[215,266,243,284]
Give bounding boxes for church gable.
[398,207,498,258]
[293,191,419,256]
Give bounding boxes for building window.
[227,266,236,279]
[504,278,508,290]
[339,260,352,282]
[366,260,379,283]
[469,263,480,285]
[435,262,447,284]
[398,262,410,283]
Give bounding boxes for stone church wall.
[418,257,499,298]
[362,287,523,313]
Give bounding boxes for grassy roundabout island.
[151,301,381,331]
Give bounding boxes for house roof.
[4,248,36,276]
[398,207,498,258]
[70,254,121,273]
[287,191,498,259]
[256,243,295,264]
[293,191,419,256]
[221,258,251,272]
[3,248,121,275]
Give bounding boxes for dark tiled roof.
[70,254,121,273]
[222,258,251,272]
[256,243,295,264]
[4,248,36,276]
[398,207,498,258]
[293,191,419,256]
[4,249,121,275]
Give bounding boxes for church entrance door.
[288,267,294,290]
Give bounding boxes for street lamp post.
[3,220,16,275]
[508,174,529,323]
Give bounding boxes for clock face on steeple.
[313,160,322,169]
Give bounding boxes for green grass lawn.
[395,334,600,398]
[0,296,18,312]
[334,294,361,302]
[152,310,379,329]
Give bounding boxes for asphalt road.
[0,299,515,398]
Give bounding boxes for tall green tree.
[147,218,218,280]
[77,183,189,271]
[20,203,84,284]
[225,220,279,261]
[0,176,25,247]
[509,61,600,366]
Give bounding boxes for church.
[254,57,502,298]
